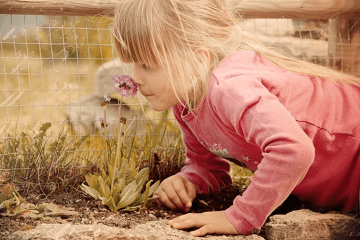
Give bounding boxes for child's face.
[132,62,183,112]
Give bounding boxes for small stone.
[148,214,157,220]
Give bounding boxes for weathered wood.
[328,18,360,76]
[328,18,350,71]
[0,0,360,18]
[0,0,115,16]
[346,19,360,77]
[232,0,360,19]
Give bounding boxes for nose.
[132,65,145,86]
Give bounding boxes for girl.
[112,0,360,237]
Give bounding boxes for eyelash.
[142,64,150,70]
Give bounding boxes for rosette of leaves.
[80,158,159,212]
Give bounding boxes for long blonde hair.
[113,0,360,112]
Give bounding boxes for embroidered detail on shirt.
[209,143,234,160]
[206,143,249,169]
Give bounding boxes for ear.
[196,48,211,65]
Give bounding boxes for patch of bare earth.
[1,184,359,239]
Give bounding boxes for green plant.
[0,122,97,198]
[81,157,159,212]
[80,76,160,212]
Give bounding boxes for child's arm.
[172,104,233,194]
[211,75,315,234]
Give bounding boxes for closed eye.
[142,64,150,70]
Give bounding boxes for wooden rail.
[0,0,360,19]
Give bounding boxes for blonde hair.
[113,0,360,112]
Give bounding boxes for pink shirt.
[173,50,360,235]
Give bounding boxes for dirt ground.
[0,184,358,240]
[0,184,265,239]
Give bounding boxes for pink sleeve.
[172,105,232,194]
[211,75,315,235]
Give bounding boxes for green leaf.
[105,174,113,187]
[112,178,125,204]
[80,184,100,199]
[133,180,160,206]
[135,168,149,186]
[103,197,117,212]
[107,164,115,183]
[129,158,138,179]
[147,180,160,202]
[98,176,111,199]
[131,180,152,206]
[116,181,140,210]
[124,165,134,186]
[85,174,100,190]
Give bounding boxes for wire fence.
[0,15,179,141]
[0,9,359,172]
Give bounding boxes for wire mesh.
[0,14,359,172]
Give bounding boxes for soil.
[0,184,358,240]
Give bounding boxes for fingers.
[154,176,196,211]
[168,213,211,237]
[184,179,197,204]
[175,178,193,211]
[167,211,239,237]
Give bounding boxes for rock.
[9,221,265,240]
[130,220,265,240]
[9,223,128,240]
[266,209,360,240]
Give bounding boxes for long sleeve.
[172,105,232,194]
[210,74,315,234]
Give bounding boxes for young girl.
[112,0,360,237]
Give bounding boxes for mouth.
[141,92,153,97]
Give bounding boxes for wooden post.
[328,19,360,77]
[346,19,360,77]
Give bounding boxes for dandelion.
[113,75,138,98]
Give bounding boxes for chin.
[148,103,172,112]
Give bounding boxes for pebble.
[148,214,157,220]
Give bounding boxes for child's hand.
[167,211,239,237]
[153,175,196,212]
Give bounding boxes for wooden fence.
[1,0,360,76]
